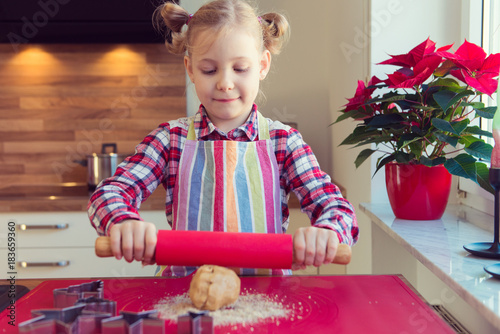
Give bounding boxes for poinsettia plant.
[336,38,500,193]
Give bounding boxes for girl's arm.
[283,129,359,246]
[88,126,171,236]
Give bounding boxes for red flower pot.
[385,162,452,220]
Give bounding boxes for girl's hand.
[109,219,157,266]
[292,226,340,271]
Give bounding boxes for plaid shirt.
[88,105,359,245]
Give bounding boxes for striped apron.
[156,112,289,276]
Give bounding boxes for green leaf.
[352,135,394,148]
[374,154,396,176]
[354,149,375,168]
[339,127,380,146]
[458,134,482,146]
[433,89,474,112]
[435,132,459,147]
[420,156,446,166]
[394,151,414,164]
[398,133,422,149]
[366,114,405,127]
[366,94,407,105]
[334,109,370,123]
[464,141,493,161]
[432,118,469,135]
[469,102,485,109]
[428,78,461,89]
[476,162,494,194]
[465,125,493,138]
[444,153,477,181]
[474,106,497,119]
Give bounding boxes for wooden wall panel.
[0,43,186,190]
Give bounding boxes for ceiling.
[0,0,166,43]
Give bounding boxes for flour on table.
[154,288,292,327]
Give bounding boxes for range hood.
[0,0,165,43]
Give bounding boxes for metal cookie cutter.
[76,296,117,316]
[101,309,165,334]
[19,304,112,334]
[19,281,115,334]
[177,311,213,334]
[54,280,104,308]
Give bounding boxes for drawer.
[0,211,170,249]
[3,247,156,279]
[1,212,94,248]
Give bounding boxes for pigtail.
[260,12,290,55]
[153,2,190,55]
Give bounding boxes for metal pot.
[77,143,130,191]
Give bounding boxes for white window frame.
[458,0,500,213]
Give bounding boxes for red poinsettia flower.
[379,38,437,68]
[344,76,382,118]
[384,55,442,89]
[438,39,500,96]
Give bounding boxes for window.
[458,0,500,213]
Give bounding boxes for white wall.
[328,0,372,274]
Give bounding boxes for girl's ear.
[185,55,195,83]
[259,50,271,80]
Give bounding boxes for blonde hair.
[154,0,289,56]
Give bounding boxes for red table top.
[1,275,455,334]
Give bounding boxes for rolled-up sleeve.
[283,129,359,245]
[88,127,170,236]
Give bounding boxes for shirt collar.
[193,104,259,141]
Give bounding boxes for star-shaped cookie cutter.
[18,304,112,334]
[53,280,104,308]
[177,311,213,334]
[19,280,115,334]
[101,309,165,334]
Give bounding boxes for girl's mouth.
[214,98,239,103]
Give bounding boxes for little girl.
[88,0,358,276]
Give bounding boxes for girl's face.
[185,27,271,133]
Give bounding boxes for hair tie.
[257,16,262,24]
[186,14,193,25]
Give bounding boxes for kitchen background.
[0,0,469,276]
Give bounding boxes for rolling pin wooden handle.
[334,243,352,265]
[95,236,352,265]
[95,236,114,258]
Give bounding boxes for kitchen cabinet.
[0,211,168,279]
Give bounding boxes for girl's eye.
[235,68,249,73]
[201,69,216,75]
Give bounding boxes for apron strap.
[187,119,197,140]
[187,111,270,141]
[257,112,270,140]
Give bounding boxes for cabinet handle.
[18,261,70,268]
[17,223,69,230]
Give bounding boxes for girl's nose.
[216,71,234,91]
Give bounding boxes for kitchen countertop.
[0,183,309,212]
[360,202,500,332]
[0,183,164,212]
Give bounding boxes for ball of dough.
[189,265,241,311]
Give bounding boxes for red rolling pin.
[95,230,351,269]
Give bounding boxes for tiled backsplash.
[0,43,186,191]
